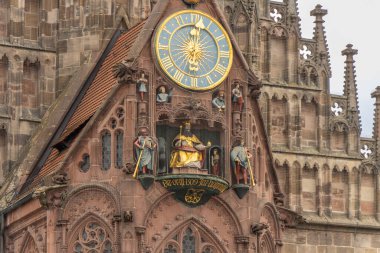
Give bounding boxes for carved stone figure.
[212,91,225,111]
[134,128,156,175]
[230,140,252,184]
[156,86,170,103]
[112,58,137,84]
[169,122,211,170]
[52,171,69,185]
[232,83,244,112]
[211,148,221,176]
[138,73,148,101]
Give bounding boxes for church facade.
[0,0,380,252]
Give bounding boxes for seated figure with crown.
[169,121,211,173]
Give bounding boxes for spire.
[310,5,331,74]
[372,87,380,160]
[342,44,361,133]
[285,0,301,34]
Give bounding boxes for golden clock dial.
[155,10,233,91]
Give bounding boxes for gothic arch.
[20,232,40,253]
[59,183,121,225]
[155,218,229,253]
[143,193,243,252]
[67,214,115,253]
[258,203,281,253]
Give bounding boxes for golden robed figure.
[170,122,211,170]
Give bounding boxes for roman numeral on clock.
[190,77,198,87]
[173,70,184,82]
[191,14,199,23]
[206,76,213,85]
[175,16,184,26]
[161,56,173,69]
[158,43,168,50]
[215,35,224,42]
[220,51,229,58]
[215,64,227,75]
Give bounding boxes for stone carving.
[63,189,117,229]
[123,211,134,222]
[32,185,67,208]
[212,91,225,111]
[137,72,148,101]
[52,171,69,185]
[299,45,312,60]
[232,82,244,112]
[112,59,137,84]
[123,162,135,174]
[156,85,171,103]
[251,223,268,235]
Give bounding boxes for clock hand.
[188,18,205,72]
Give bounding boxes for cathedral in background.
[0,0,379,252]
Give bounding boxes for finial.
[310,4,327,18]
[342,44,358,57]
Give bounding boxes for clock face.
[155,10,233,91]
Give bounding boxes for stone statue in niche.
[133,127,157,176]
[210,146,222,176]
[156,85,172,103]
[137,73,148,101]
[232,82,244,112]
[212,90,226,111]
[169,121,211,171]
[230,140,253,185]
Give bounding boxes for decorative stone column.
[135,226,146,253]
[113,215,122,252]
[56,219,69,253]
[235,235,249,253]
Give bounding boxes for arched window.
[182,228,196,253]
[102,131,111,170]
[159,224,225,253]
[72,221,113,253]
[115,131,123,169]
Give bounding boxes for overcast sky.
[295,1,379,138]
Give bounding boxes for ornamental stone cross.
[360,145,372,159]
[270,9,282,23]
[331,102,343,116]
[299,45,312,60]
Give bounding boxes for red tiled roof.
[62,21,145,139]
[19,21,146,194]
